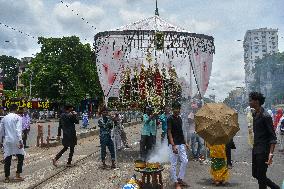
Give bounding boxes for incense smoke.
[148,140,169,163]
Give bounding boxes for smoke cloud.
[148,140,169,163]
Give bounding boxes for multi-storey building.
[243,28,278,96]
[16,57,32,90]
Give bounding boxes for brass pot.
[134,160,146,169]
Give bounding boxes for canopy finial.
[155,0,159,16]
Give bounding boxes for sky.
[0,0,284,101]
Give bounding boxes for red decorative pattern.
[154,68,163,96]
[103,63,109,73]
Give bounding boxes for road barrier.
[35,121,142,148]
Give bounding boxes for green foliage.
[155,32,164,50]
[22,36,103,106]
[2,90,25,99]
[0,55,20,90]
[253,52,284,105]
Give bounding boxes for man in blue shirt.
[159,106,171,142]
[98,106,116,169]
[140,106,157,161]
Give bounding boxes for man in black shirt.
[168,102,189,189]
[249,92,280,189]
[53,104,79,167]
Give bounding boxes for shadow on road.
[196,178,240,188]
[117,149,140,163]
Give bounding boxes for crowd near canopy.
[94,14,215,105]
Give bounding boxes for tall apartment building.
[243,28,278,96]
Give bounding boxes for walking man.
[168,102,189,189]
[53,104,79,167]
[98,106,116,169]
[22,108,31,148]
[82,111,89,129]
[188,104,204,161]
[0,104,25,182]
[113,112,130,150]
[249,92,280,189]
[225,138,236,169]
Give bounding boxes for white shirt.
[0,113,25,158]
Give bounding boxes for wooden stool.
[135,168,164,189]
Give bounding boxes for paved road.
[177,113,284,189]
[26,116,141,147]
[0,113,283,189]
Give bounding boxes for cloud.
[0,0,283,101]
[168,15,220,33]
[53,1,105,39]
[118,9,150,23]
[0,0,45,56]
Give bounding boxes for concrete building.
[16,57,32,90]
[224,87,246,111]
[243,28,278,96]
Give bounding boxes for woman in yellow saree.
[208,144,229,186]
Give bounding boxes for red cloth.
[274,108,283,130]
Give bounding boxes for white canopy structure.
[94,4,215,103]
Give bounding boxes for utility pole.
[29,72,33,100]
[155,0,159,16]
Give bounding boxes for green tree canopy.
[253,52,284,105]
[0,55,20,90]
[22,36,103,105]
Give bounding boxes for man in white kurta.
[0,104,25,182]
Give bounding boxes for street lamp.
[29,71,33,100]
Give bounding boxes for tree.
[0,55,20,90]
[253,52,284,105]
[22,36,103,105]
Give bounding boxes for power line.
[59,0,97,34]
[0,22,37,40]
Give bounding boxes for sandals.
[174,182,182,189]
[52,158,57,167]
[111,163,116,169]
[14,176,24,182]
[3,177,10,183]
[102,163,107,169]
[66,163,72,167]
[177,179,189,187]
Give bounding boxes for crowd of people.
[0,91,281,189]
[138,100,236,188]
